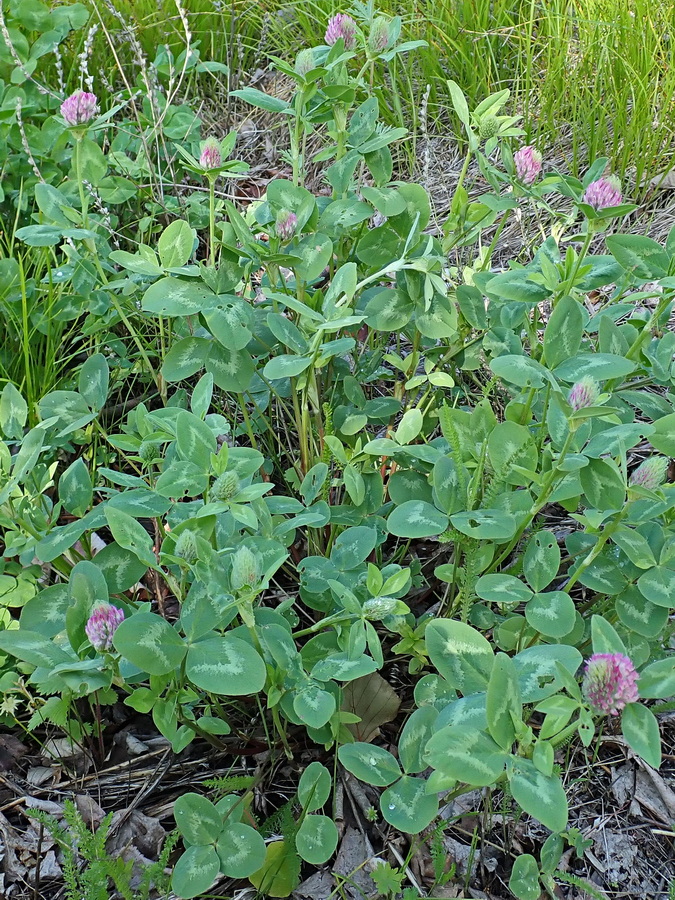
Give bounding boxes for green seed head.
[174,530,199,565]
[295,48,315,77]
[211,471,240,501]
[231,545,260,591]
[138,441,155,464]
[478,115,500,140]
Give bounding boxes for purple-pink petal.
[85,604,124,652]
[325,13,357,49]
[582,653,639,716]
[568,377,600,412]
[514,145,542,185]
[60,91,98,126]
[582,175,622,210]
[199,138,223,170]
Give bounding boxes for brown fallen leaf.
[612,761,675,824]
[106,808,166,871]
[342,672,400,742]
[0,735,27,772]
[75,794,106,830]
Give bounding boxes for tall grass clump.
[93,0,675,190]
[1,5,675,900]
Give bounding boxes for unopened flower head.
[61,91,98,126]
[568,377,600,412]
[210,470,240,501]
[478,115,500,141]
[583,175,622,210]
[85,604,124,652]
[630,456,668,491]
[582,653,639,716]
[368,16,390,52]
[174,529,199,564]
[199,137,223,170]
[138,441,156,464]
[295,48,316,77]
[231,545,260,591]
[325,13,358,49]
[275,209,298,241]
[362,597,400,620]
[514,145,542,185]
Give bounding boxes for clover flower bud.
[325,13,358,49]
[85,604,124,652]
[368,16,390,52]
[138,441,156,464]
[199,137,223,170]
[514,145,542,185]
[478,115,500,140]
[61,91,98,126]
[582,653,639,716]
[630,456,668,491]
[362,597,399,620]
[231,545,260,591]
[568,377,600,412]
[295,48,316,77]
[210,470,240,501]
[275,209,298,242]
[174,530,199,564]
[583,175,622,210]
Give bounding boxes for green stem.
[479,210,510,271]
[89,249,162,399]
[291,378,309,475]
[452,150,473,209]
[549,716,582,749]
[566,510,627,596]
[237,393,258,449]
[271,705,293,759]
[488,428,576,572]
[17,258,33,407]
[74,135,89,230]
[208,176,217,267]
[564,228,594,297]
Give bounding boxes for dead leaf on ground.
[612,762,675,824]
[0,735,27,772]
[342,672,400,742]
[75,794,106,830]
[0,809,61,888]
[25,766,55,787]
[591,830,637,887]
[106,808,166,877]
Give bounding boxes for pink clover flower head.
[325,13,358,49]
[568,376,600,412]
[275,209,298,241]
[630,456,668,491]
[514,145,542,185]
[85,604,124,652]
[582,653,639,716]
[583,175,622,210]
[60,91,98,126]
[199,137,223,170]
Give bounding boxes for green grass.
[84,0,675,194]
[0,239,86,412]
